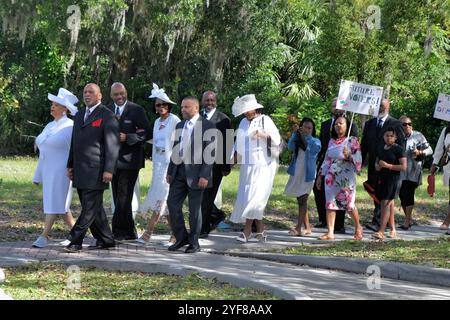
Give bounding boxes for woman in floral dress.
[315,116,363,241]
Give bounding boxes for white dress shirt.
[203,108,216,120]
[84,102,101,122]
[114,101,127,117]
[180,113,200,156]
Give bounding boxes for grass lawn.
[2,264,277,300]
[281,237,450,269]
[0,156,449,241]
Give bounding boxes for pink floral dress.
[320,136,362,211]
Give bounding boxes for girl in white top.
[32,88,79,248]
[230,94,281,242]
[138,84,180,243]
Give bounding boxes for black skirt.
[376,174,401,201]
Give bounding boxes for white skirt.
[141,152,170,216]
[230,161,278,223]
[284,149,314,197]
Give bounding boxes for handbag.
[262,115,285,158]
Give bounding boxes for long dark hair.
[330,115,351,139]
[299,117,317,137]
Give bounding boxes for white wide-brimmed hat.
[48,88,79,115]
[148,83,176,105]
[231,94,264,117]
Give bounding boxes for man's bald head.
[84,83,102,107]
[181,96,200,120]
[202,90,217,112]
[379,98,390,116]
[110,82,128,106]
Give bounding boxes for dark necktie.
[202,111,207,119]
[115,107,120,116]
[376,118,383,135]
[84,108,91,123]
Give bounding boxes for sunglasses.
[402,122,412,127]
[155,103,168,107]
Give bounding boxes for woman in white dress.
[430,125,450,234]
[138,84,180,243]
[32,88,79,248]
[230,94,281,242]
[284,117,321,236]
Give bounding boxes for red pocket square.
[92,119,102,127]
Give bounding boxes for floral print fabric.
[320,136,362,211]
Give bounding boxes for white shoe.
[59,240,71,246]
[32,236,48,248]
[248,232,267,242]
[235,232,250,243]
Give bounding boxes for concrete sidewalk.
[0,229,449,300]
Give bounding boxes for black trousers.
[201,164,225,234]
[69,188,115,246]
[111,168,139,239]
[167,165,204,247]
[313,178,345,230]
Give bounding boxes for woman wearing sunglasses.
[138,83,180,244]
[398,116,433,230]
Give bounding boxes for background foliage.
[0,0,449,158]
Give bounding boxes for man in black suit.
[65,83,120,252]
[166,96,215,253]
[107,82,152,241]
[313,99,359,233]
[199,91,232,238]
[361,98,405,230]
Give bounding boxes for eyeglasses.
[402,123,412,127]
[155,103,168,107]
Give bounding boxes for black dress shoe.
[314,223,327,228]
[88,243,115,250]
[168,239,189,251]
[64,244,82,253]
[185,244,200,253]
[115,236,137,242]
[199,232,209,239]
[334,228,346,234]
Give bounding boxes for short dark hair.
[182,96,200,106]
[384,126,397,135]
[299,117,317,137]
[152,100,173,113]
[330,115,351,139]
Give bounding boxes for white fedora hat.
[231,94,264,117]
[48,88,79,115]
[148,83,176,105]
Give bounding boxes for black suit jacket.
[68,104,120,190]
[167,117,215,190]
[361,115,406,173]
[207,109,232,172]
[317,118,359,167]
[107,101,152,170]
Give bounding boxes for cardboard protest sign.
[433,93,450,122]
[337,80,383,116]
